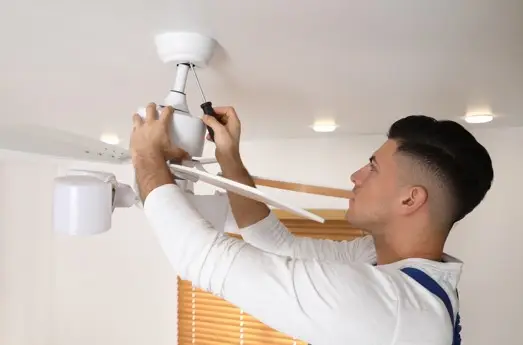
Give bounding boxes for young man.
[131,103,493,345]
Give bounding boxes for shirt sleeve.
[143,184,397,344]
[239,210,377,263]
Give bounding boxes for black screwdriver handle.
[201,101,217,142]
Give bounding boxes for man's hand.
[131,103,190,163]
[130,103,189,201]
[202,106,243,173]
[202,106,270,227]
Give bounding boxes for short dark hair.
[387,115,494,225]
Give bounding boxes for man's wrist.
[219,157,257,189]
[220,158,247,178]
[217,150,245,174]
[133,150,174,201]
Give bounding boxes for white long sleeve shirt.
[144,184,463,345]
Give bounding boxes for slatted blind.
[178,210,365,345]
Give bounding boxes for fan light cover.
[53,175,113,235]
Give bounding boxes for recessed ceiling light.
[463,112,494,124]
[310,121,339,132]
[100,133,120,145]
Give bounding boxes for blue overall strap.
[401,267,461,345]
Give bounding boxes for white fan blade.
[0,125,131,164]
[252,176,354,199]
[170,164,325,223]
[191,157,218,165]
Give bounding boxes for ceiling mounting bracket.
[154,32,217,68]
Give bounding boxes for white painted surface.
[1,0,522,142]
[0,126,522,344]
[0,161,54,345]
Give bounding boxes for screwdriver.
[190,64,218,142]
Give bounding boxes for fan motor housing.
[136,105,206,158]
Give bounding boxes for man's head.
[345,115,494,235]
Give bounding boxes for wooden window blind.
[178,209,365,345]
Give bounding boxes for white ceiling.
[1,0,522,142]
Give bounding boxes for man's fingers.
[160,106,175,123]
[212,106,240,128]
[202,114,225,131]
[132,114,143,128]
[145,102,157,122]
[212,106,237,117]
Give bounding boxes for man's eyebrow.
[370,155,379,166]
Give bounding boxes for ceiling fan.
[0,32,354,236]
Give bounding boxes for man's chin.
[344,209,355,223]
[345,210,364,228]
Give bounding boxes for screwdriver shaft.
[190,64,207,102]
[189,63,217,142]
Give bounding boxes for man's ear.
[399,185,428,215]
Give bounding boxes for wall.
[1,126,522,345]
[0,159,54,345]
[0,156,179,345]
[50,162,180,345]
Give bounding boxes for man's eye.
[369,164,377,171]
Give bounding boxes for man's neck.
[371,222,447,265]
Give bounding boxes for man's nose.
[350,166,368,186]
[350,169,362,186]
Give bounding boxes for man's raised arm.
[201,107,272,228]
[203,108,375,263]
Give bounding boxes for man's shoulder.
[381,257,462,344]
[342,234,377,263]
[383,255,463,289]
[318,249,462,344]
